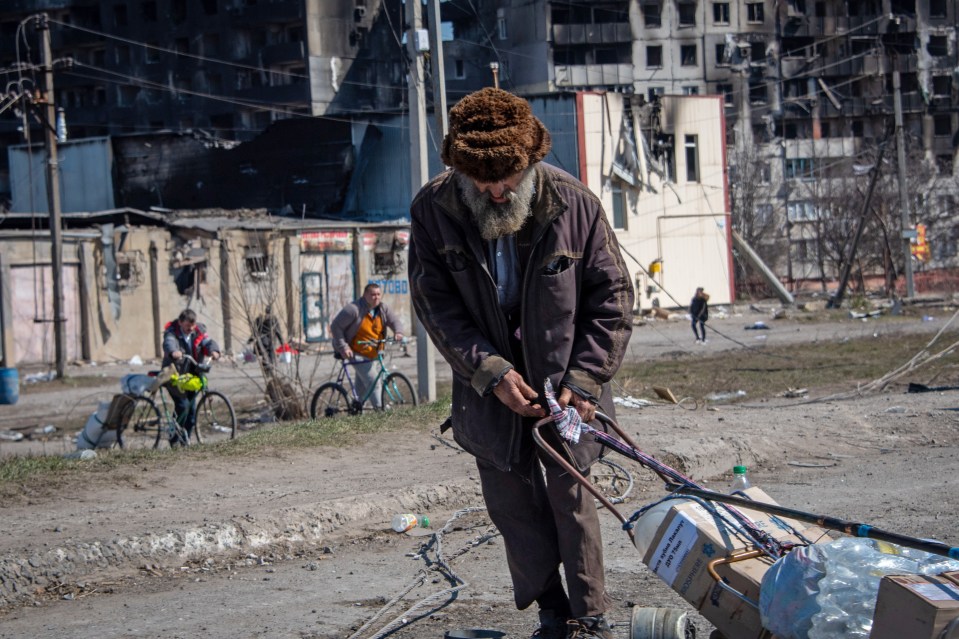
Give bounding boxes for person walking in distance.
[690,287,709,344]
[329,283,404,409]
[408,88,634,639]
[250,305,284,373]
[162,309,222,443]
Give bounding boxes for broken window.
[934,114,952,137]
[245,250,271,280]
[746,2,764,23]
[642,3,661,28]
[115,252,145,292]
[937,155,953,176]
[748,81,768,104]
[611,182,626,230]
[684,135,699,182]
[717,83,734,105]
[933,75,951,96]
[930,0,947,18]
[373,231,408,276]
[647,45,663,68]
[716,43,728,66]
[928,35,948,57]
[678,3,696,26]
[680,44,697,66]
[713,3,730,24]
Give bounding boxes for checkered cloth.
[543,378,586,444]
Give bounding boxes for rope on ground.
[348,506,497,639]
[800,306,959,404]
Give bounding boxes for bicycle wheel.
[154,386,188,449]
[381,373,417,410]
[193,390,237,443]
[310,382,352,418]
[117,396,164,450]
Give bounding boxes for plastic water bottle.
[730,465,752,492]
[631,499,688,557]
[391,513,430,533]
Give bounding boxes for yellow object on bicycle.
[170,373,205,392]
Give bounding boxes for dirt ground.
[1,305,959,638]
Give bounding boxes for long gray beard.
[455,170,535,240]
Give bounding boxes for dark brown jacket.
[408,164,635,472]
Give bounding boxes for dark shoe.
[566,615,613,639]
[531,610,569,639]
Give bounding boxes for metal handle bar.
[532,413,635,544]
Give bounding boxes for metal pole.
[39,14,67,379]
[893,66,916,299]
[828,138,888,309]
[426,0,448,138]
[408,0,436,403]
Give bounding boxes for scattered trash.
[706,390,747,402]
[128,355,143,365]
[614,395,652,409]
[922,315,935,322]
[63,449,97,460]
[745,321,769,330]
[883,406,906,414]
[24,371,56,384]
[781,388,808,398]
[121,374,156,396]
[0,430,24,442]
[241,347,256,363]
[652,386,678,404]
[755,334,768,340]
[849,309,882,320]
[772,308,787,320]
[907,382,959,393]
[787,460,837,468]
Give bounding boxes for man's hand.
[340,347,353,360]
[492,369,546,418]
[172,350,183,361]
[211,351,221,361]
[558,386,596,422]
[394,333,404,343]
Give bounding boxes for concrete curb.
[0,481,481,608]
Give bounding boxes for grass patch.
[0,396,453,499]
[615,328,959,403]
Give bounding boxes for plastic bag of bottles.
[760,537,959,639]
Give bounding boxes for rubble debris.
[652,386,678,404]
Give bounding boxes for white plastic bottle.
[730,465,752,493]
[391,513,431,533]
[631,499,688,557]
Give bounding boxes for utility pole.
[892,63,916,299]
[426,0,448,138]
[407,0,436,403]
[38,14,67,379]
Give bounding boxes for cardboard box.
[870,573,959,639]
[639,487,825,639]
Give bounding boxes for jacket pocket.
[440,247,470,273]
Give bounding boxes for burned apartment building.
[3,0,959,287]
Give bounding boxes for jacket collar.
[432,164,568,232]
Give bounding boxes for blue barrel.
[0,368,19,405]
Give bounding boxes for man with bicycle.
[162,309,222,444]
[330,283,404,409]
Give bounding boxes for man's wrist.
[484,365,514,396]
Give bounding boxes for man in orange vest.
[330,283,405,408]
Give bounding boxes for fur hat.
[441,87,551,183]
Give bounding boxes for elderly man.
[408,88,634,639]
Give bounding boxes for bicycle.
[310,339,417,418]
[117,355,237,449]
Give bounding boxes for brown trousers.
[476,446,611,618]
